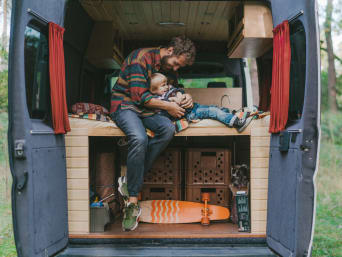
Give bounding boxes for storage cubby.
[227,3,273,58]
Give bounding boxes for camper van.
[8,0,320,256]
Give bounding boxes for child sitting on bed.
[150,73,253,132]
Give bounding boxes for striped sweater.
[110,47,162,116]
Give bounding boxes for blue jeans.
[186,103,236,127]
[111,109,175,196]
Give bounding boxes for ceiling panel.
[80,0,239,41]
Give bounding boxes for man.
[110,36,196,231]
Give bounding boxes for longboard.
[139,200,230,224]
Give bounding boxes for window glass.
[288,20,306,121]
[24,23,50,119]
[178,77,234,88]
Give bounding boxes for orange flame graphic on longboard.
[139,200,229,224]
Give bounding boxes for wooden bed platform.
[65,116,270,237]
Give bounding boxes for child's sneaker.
[233,113,254,132]
[122,202,141,231]
[118,176,129,204]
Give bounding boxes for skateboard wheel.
[202,192,210,202]
[201,216,210,225]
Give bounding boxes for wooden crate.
[141,184,181,201]
[143,148,181,185]
[185,185,230,208]
[186,148,231,185]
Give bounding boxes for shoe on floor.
[122,202,141,231]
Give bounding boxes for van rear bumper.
[56,244,276,257]
[56,238,277,257]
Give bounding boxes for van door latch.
[16,171,28,192]
[14,140,26,159]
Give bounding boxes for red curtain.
[269,20,291,133]
[49,22,70,134]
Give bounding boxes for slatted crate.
[186,148,231,185]
[143,148,181,185]
[185,185,230,208]
[141,184,181,201]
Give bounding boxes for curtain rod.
[288,10,304,23]
[27,8,49,25]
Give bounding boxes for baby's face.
[155,80,169,96]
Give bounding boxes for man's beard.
[160,55,173,71]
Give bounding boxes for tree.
[2,0,7,47]
[324,0,339,112]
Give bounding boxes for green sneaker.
[122,202,141,231]
[118,176,129,203]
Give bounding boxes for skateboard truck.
[201,193,212,225]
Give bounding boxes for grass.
[0,200,16,257]
[0,116,341,257]
[311,141,342,257]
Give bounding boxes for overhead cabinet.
[86,22,124,69]
[227,3,273,58]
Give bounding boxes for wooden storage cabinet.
[65,135,90,234]
[227,3,273,58]
[65,117,271,235]
[86,21,124,69]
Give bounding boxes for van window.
[24,22,50,119]
[179,77,234,89]
[288,20,306,121]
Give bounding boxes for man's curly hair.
[167,36,196,65]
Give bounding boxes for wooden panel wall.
[65,133,90,234]
[80,0,239,41]
[250,117,270,234]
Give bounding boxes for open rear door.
[266,0,320,256]
[8,1,68,256]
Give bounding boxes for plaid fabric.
[72,103,109,115]
[69,113,113,122]
[111,47,162,117]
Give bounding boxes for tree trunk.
[2,0,8,48]
[324,0,338,112]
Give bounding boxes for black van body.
[8,0,320,256]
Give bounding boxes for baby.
[149,73,253,132]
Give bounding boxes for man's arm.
[145,98,185,119]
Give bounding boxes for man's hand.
[166,102,185,119]
[180,93,193,109]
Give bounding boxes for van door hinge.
[14,140,26,159]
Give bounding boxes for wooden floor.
[70,222,266,239]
